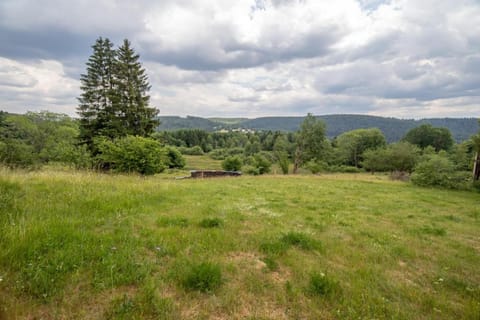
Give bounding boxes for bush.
[222,156,242,171]
[277,154,290,174]
[95,136,167,175]
[178,146,204,155]
[305,159,327,174]
[242,154,271,175]
[0,139,39,169]
[411,154,469,189]
[181,262,222,292]
[165,146,185,169]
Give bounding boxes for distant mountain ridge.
[157,114,479,142]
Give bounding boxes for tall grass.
[0,169,479,319]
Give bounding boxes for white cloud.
[0,57,79,115]
[0,0,479,118]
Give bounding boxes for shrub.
[165,146,185,169]
[242,154,271,175]
[411,154,468,189]
[253,154,271,174]
[305,159,327,174]
[199,217,223,228]
[277,154,290,174]
[222,156,242,171]
[95,136,167,175]
[242,165,260,175]
[178,146,204,155]
[182,262,222,292]
[0,139,39,169]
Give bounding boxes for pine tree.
[77,37,116,150]
[77,38,159,152]
[113,39,159,137]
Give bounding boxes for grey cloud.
[142,27,340,71]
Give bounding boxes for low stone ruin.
[190,170,242,178]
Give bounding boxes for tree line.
[1,36,480,189]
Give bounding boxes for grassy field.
[0,169,479,319]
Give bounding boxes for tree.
[403,124,454,152]
[293,114,326,174]
[77,37,116,150]
[335,128,386,168]
[222,156,242,171]
[273,135,290,174]
[77,38,159,152]
[113,39,159,137]
[362,142,419,173]
[473,119,480,181]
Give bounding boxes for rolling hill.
[157,114,479,142]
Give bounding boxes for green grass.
[184,155,222,170]
[0,169,479,319]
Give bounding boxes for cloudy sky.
[0,0,479,119]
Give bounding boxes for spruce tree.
[113,39,159,137]
[78,38,159,152]
[77,37,116,150]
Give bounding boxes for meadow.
[0,165,479,319]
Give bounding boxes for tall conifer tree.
[78,38,158,151]
[77,37,116,150]
[113,39,158,137]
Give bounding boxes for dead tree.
[474,152,480,181]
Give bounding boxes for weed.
[280,232,320,251]
[105,294,137,319]
[181,262,222,292]
[259,241,289,256]
[261,256,279,271]
[157,216,189,227]
[418,225,447,236]
[199,217,223,228]
[307,272,340,298]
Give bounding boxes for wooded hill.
[157,115,479,142]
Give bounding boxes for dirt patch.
[226,252,267,270]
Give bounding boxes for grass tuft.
[199,217,224,228]
[306,272,341,298]
[181,262,223,293]
[280,231,321,251]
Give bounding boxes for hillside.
[157,115,479,142]
[1,170,479,319]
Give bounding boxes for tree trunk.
[293,147,301,174]
[473,152,480,181]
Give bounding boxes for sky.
[0,0,479,119]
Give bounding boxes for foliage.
[307,272,340,298]
[0,112,82,169]
[335,128,386,168]
[95,135,167,175]
[294,114,327,173]
[362,142,420,173]
[181,262,222,292]
[157,115,479,143]
[164,146,185,169]
[403,124,454,151]
[411,154,470,189]
[305,159,328,174]
[178,145,204,155]
[77,37,158,151]
[222,156,243,171]
[199,218,223,228]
